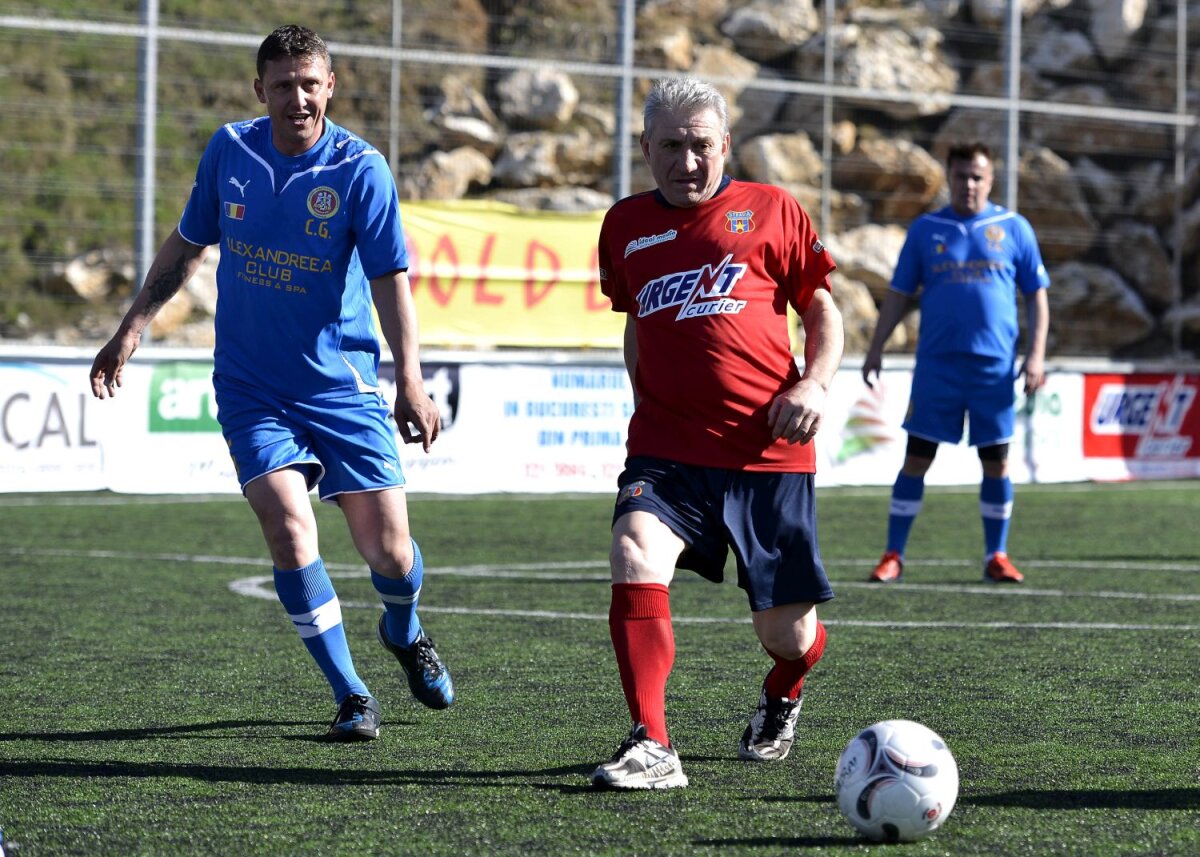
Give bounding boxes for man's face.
[948,153,993,216]
[640,106,730,207]
[254,55,335,157]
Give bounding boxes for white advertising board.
[3,350,1197,494]
[0,360,105,492]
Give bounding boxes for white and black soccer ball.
[833,719,959,843]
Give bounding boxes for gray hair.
[643,77,729,137]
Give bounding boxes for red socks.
[609,588,826,742]
[608,583,674,745]
[764,620,827,699]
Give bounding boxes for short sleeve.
[350,151,409,278]
[177,130,224,247]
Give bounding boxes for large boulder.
[1016,147,1099,264]
[497,69,580,131]
[833,139,946,223]
[796,10,958,120]
[1104,222,1176,309]
[1046,262,1155,353]
[719,0,818,63]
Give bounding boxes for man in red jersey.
[589,77,844,790]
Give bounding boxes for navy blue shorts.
[214,374,405,502]
[613,456,834,612]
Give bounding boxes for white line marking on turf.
[223,570,1200,632]
[14,547,1200,577]
[11,547,1199,628]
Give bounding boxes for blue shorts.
[213,374,405,502]
[904,355,1016,447]
[613,456,834,612]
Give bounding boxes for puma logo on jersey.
[635,253,748,321]
[228,176,251,197]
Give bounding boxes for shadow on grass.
[0,719,421,743]
[0,758,595,785]
[694,835,864,848]
[966,787,1200,811]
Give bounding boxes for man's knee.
[754,604,819,659]
[978,443,1009,478]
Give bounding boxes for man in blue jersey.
[861,141,1050,584]
[89,25,454,740]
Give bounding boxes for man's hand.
[89,330,141,399]
[768,378,827,445]
[395,380,441,453]
[861,349,883,389]
[1020,354,1046,396]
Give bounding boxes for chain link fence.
[1,1,1196,357]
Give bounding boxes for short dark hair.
[256,25,331,79]
[947,141,993,168]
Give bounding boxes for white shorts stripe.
[288,597,343,639]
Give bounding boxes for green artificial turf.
[1,482,1197,855]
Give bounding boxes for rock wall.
[46,0,1200,357]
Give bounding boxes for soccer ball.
[833,719,959,842]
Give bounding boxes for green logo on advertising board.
[149,363,220,432]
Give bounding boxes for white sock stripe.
[980,500,1014,520]
[288,597,343,639]
[889,498,923,517]
[378,587,420,606]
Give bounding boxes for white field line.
[230,576,1200,631]
[11,547,1200,629]
[13,547,1200,577]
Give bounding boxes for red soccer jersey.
[598,178,835,472]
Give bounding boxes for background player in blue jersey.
[89,25,454,741]
[861,141,1050,585]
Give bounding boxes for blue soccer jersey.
[178,116,408,399]
[891,202,1049,362]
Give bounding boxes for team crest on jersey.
[985,224,1006,252]
[635,253,748,321]
[224,201,246,220]
[618,481,647,504]
[307,187,340,219]
[725,209,755,234]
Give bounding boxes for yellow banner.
[401,200,622,348]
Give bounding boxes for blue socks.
[886,472,925,556]
[274,557,369,704]
[372,539,424,648]
[980,475,1014,558]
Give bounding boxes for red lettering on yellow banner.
[408,227,610,312]
[474,234,502,305]
[524,240,560,307]
[414,234,460,307]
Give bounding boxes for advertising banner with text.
[1080,372,1200,480]
[0,360,105,491]
[401,201,622,349]
[3,354,1197,494]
